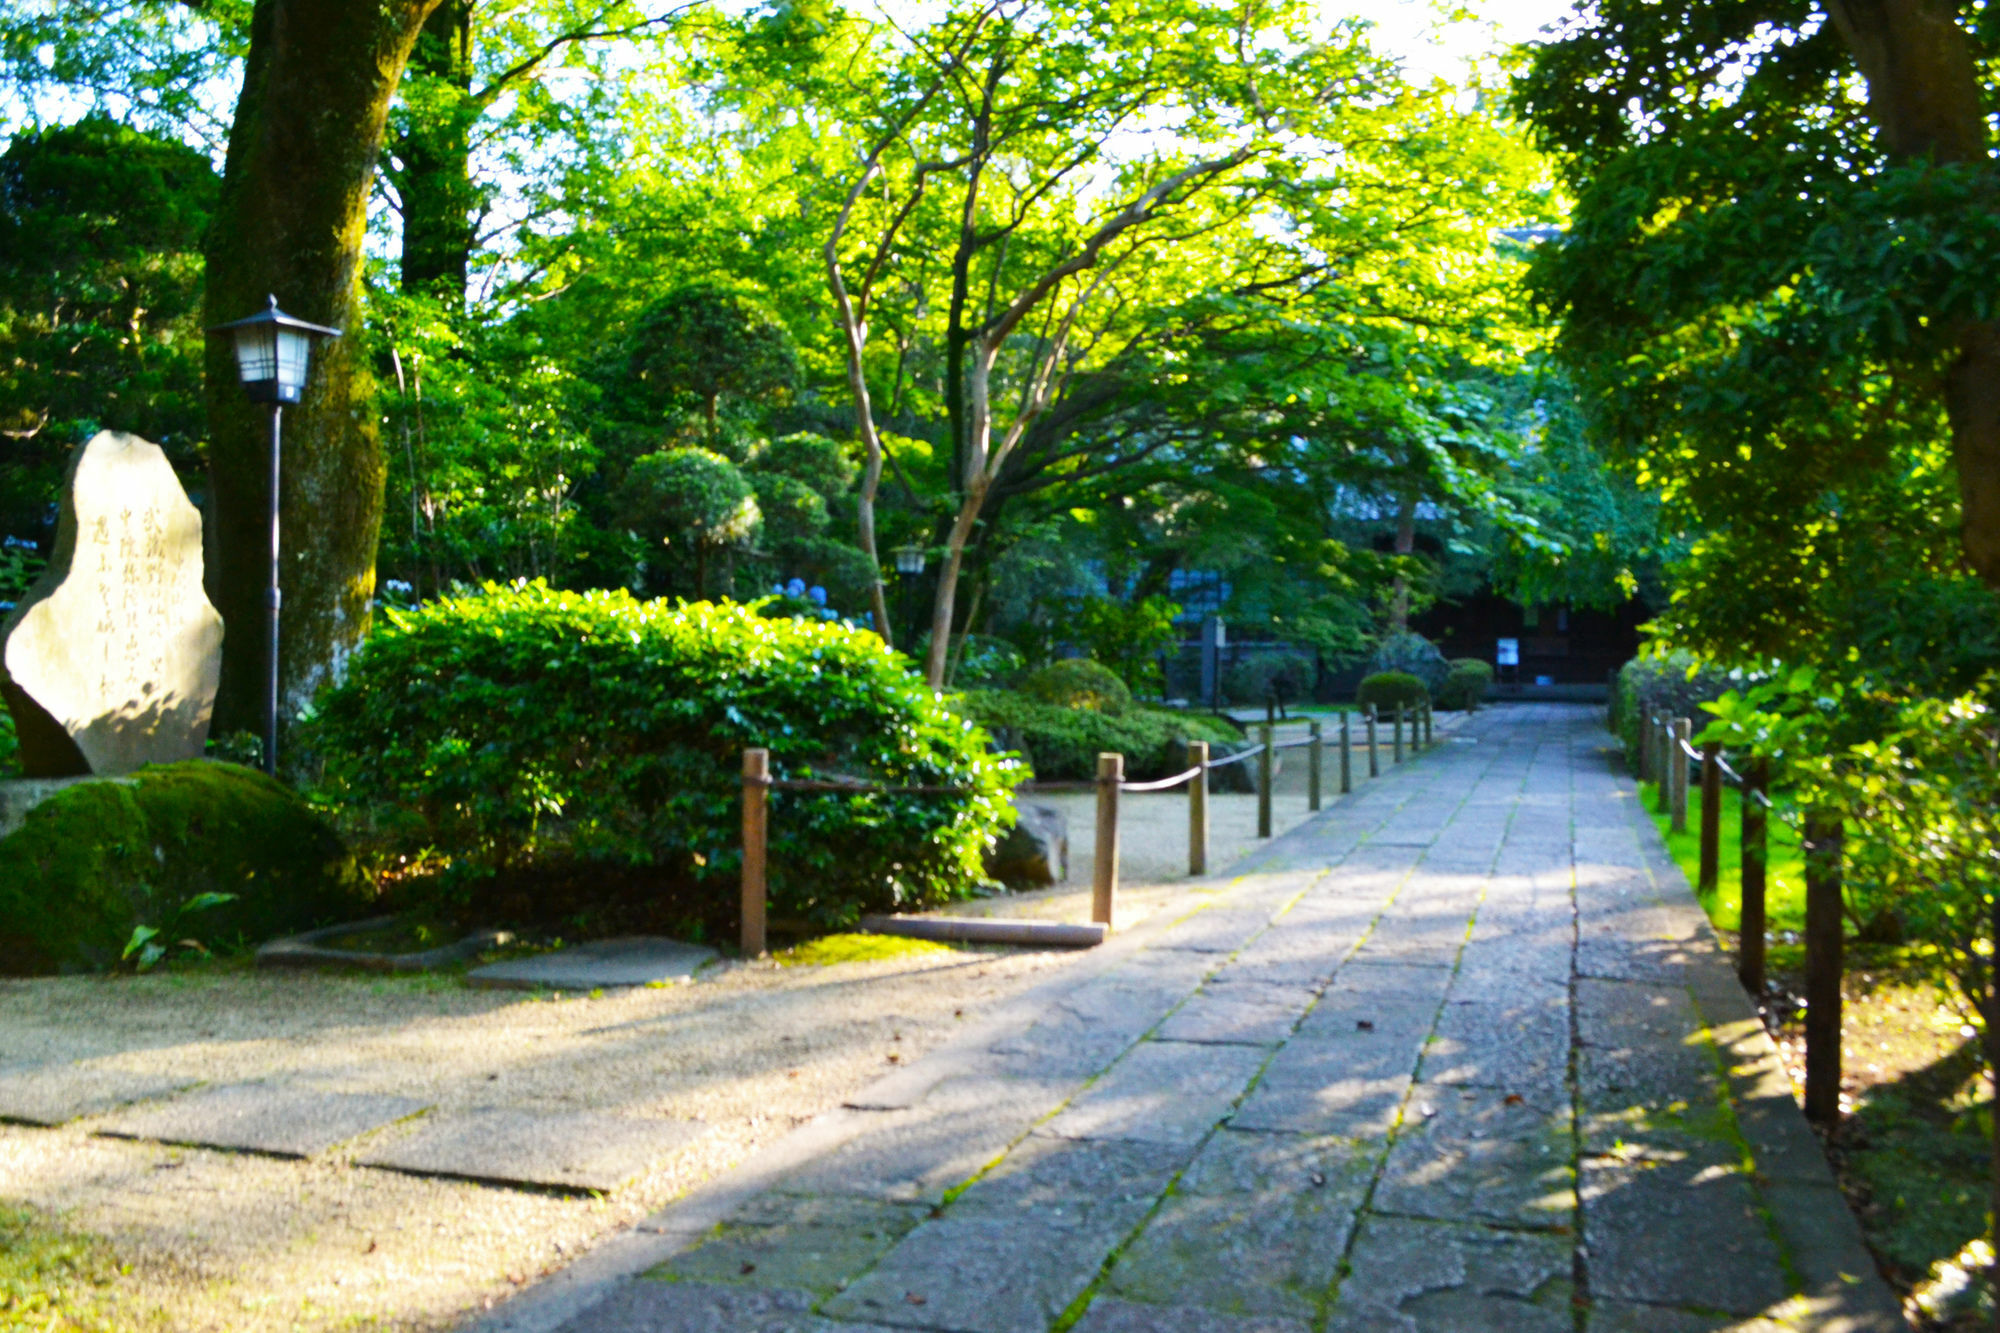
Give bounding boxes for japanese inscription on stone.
[0,431,224,776]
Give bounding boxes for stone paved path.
[482,705,1901,1333]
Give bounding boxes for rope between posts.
[1667,736,1773,808]
[752,776,978,796]
[1118,765,1205,793]
[1203,747,1261,771]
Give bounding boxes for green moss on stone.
[0,760,370,974]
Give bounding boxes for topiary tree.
[1224,652,1317,709]
[619,447,761,596]
[306,583,1019,934]
[1018,658,1133,715]
[751,432,858,501]
[1356,671,1430,715]
[1369,630,1451,693]
[1436,658,1494,712]
[621,282,800,444]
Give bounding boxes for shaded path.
[484,705,1900,1333]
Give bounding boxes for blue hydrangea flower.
[808,585,827,605]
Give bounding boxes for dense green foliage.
[1223,652,1317,708]
[1354,671,1429,715]
[956,690,1237,783]
[0,763,368,975]
[1017,659,1132,716]
[307,583,1017,930]
[1612,653,1744,773]
[1436,659,1494,712]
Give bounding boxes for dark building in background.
[1412,589,1649,696]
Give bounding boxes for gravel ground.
[0,712,1455,1332]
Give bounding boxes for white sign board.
[1495,638,1520,667]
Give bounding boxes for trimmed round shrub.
[0,761,368,974]
[1369,631,1450,692]
[306,582,1018,931]
[1436,658,1495,711]
[1355,671,1430,714]
[750,432,857,500]
[1223,652,1316,706]
[956,691,1239,781]
[1018,658,1132,715]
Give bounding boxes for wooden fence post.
[741,748,769,958]
[1670,718,1691,833]
[1739,760,1768,996]
[1699,741,1722,893]
[1308,719,1323,812]
[1094,752,1122,929]
[1423,701,1433,748]
[1187,740,1209,878]
[1366,705,1380,777]
[1257,724,1274,838]
[1339,711,1353,794]
[1802,812,1845,1124]
[1393,706,1405,764]
[1654,717,1674,813]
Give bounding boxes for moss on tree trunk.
[203,0,442,735]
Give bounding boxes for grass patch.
[1638,780,1805,934]
[0,1203,156,1330]
[772,933,959,967]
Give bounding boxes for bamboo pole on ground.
[1802,812,1844,1124]
[1187,740,1208,877]
[1093,752,1122,929]
[740,748,769,957]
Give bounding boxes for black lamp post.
[208,296,341,776]
[892,543,926,648]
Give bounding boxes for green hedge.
[0,762,368,974]
[1436,658,1494,711]
[307,583,1017,931]
[956,690,1239,781]
[1355,671,1430,714]
[1613,652,1743,772]
[1018,658,1132,714]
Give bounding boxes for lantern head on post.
[209,295,342,404]
[893,543,926,577]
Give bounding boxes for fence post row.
[1094,752,1122,930]
[1366,705,1380,777]
[1698,740,1722,893]
[1308,719,1323,812]
[1187,740,1209,878]
[1339,711,1353,795]
[1739,759,1768,996]
[741,747,770,958]
[1256,724,1274,839]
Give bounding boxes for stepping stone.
[94,1084,428,1157]
[359,1108,703,1193]
[0,1064,195,1126]
[465,936,717,991]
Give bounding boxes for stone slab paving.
[479,705,1902,1333]
[0,1063,195,1125]
[467,937,719,991]
[93,1083,428,1158]
[359,1108,706,1193]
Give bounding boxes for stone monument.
[0,431,224,777]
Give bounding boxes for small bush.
[1436,658,1494,711]
[0,761,368,974]
[1369,631,1450,691]
[956,690,1238,781]
[1355,671,1430,714]
[1224,651,1316,706]
[1615,651,1745,772]
[1019,658,1132,715]
[306,582,1017,933]
[946,635,1026,690]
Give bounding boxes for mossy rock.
[0,761,370,974]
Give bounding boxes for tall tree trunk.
[205,0,442,737]
[1825,0,2000,591]
[395,0,476,300]
[1389,489,1417,633]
